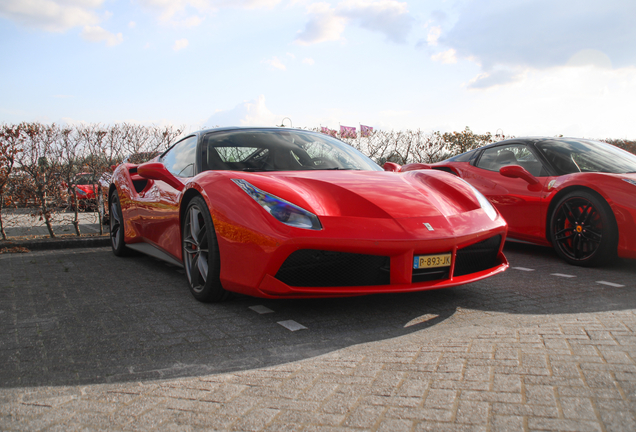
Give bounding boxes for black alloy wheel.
[109,190,130,256]
[182,197,228,302]
[549,190,617,267]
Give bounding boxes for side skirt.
[127,242,184,268]
[505,237,542,245]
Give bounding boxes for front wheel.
[549,190,617,267]
[109,190,130,256]
[182,197,228,302]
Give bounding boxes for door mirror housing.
[383,162,401,172]
[400,163,433,172]
[137,162,185,190]
[499,165,542,191]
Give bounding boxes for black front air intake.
[453,235,502,277]
[275,249,390,287]
[412,267,450,283]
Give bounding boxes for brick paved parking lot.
[1,243,635,431]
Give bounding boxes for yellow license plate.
[414,253,451,269]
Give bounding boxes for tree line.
[0,123,183,239]
[1,122,634,240]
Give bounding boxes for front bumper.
[216,210,508,298]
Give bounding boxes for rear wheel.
[182,197,228,302]
[549,190,617,267]
[109,190,130,256]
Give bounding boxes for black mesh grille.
[453,235,502,277]
[275,250,390,287]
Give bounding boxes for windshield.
[202,129,382,172]
[536,139,636,175]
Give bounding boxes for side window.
[162,136,198,178]
[476,144,546,176]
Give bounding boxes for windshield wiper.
[241,168,274,172]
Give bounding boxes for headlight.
[232,179,322,230]
[623,179,636,187]
[74,186,87,197]
[459,179,498,221]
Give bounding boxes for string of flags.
[321,124,374,139]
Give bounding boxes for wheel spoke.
[110,199,121,249]
[196,224,207,247]
[190,253,202,286]
[183,238,197,251]
[190,208,201,243]
[582,229,602,243]
[572,235,582,259]
[561,202,578,225]
[554,227,574,242]
[579,203,592,225]
[112,203,121,224]
[183,241,198,255]
[197,254,208,283]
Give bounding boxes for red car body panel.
[112,161,509,299]
[415,156,636,260]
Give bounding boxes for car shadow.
[1,242,634,388]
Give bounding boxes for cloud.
[426,26,441,47]
[81,25,123,46]
[263,56,286,70]
[295,2,346,45]
[439,0,636,71]
[338,0,413,44]
[171,15,204,27]
[303,57,315,65]
[296,0,413,45]
[455,66,636,138]
[173,38,189,51]
[431,48,456,64]
[567,49,613,69]
[467,70,523,89]
[137,0,282,26]
[204,95,280,127]
[0,0,103,32]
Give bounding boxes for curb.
[0,236,111,251]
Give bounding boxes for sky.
[1,0,635,139]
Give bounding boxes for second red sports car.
[402,137,636,267]
[108,127,508,301]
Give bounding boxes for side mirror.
[499,165,542,191]
[383,162,401,172]
[400,163,433,172]
[137,162,184,191]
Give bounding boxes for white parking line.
[249,305,274,314]
[277,320,308,331]
[512,267,535,271]
[551,273,576,278]
[596,281,625,288]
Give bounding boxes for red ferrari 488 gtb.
[108,127,508,302]
[402,137,636,267]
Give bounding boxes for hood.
[235,170,482,219]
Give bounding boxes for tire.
[549,190,618,267]
[182,197,228,302]
[109,190,130,257]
